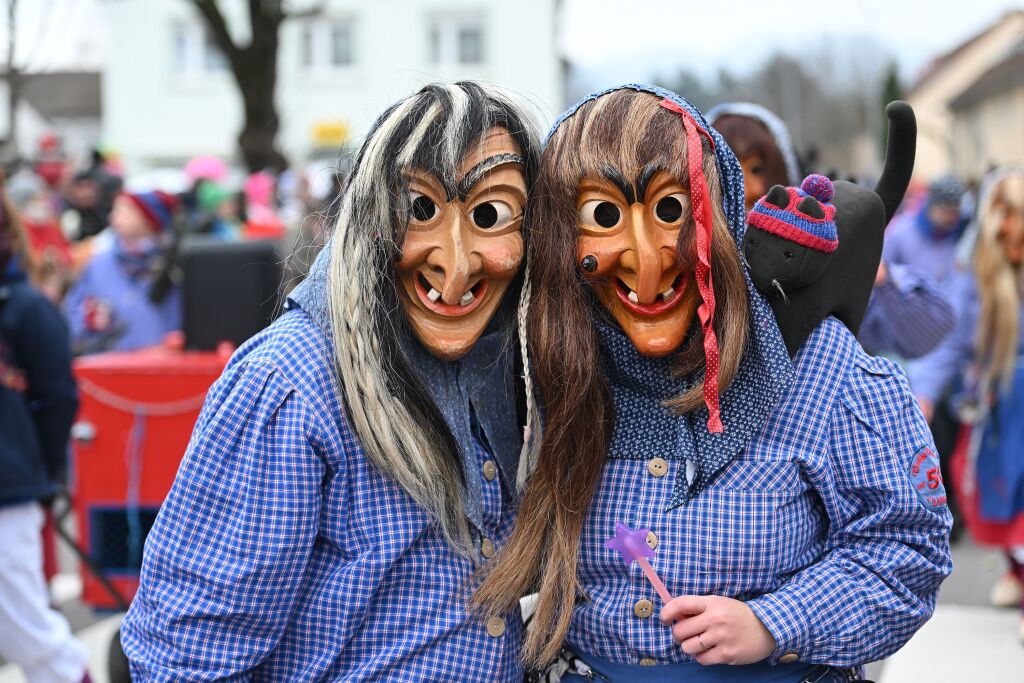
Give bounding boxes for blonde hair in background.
[973,168,1024,393]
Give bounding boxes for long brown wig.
[472,89,750,666]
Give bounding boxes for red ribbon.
[659,99,723,433]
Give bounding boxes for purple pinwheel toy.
[605,522,673,603]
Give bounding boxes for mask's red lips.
[614,274,687,317]
[414,272,488,317]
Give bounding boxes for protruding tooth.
[627,290,639,304]
[661,286,675,299]
[427,288,441,302]
[460,291,475,306]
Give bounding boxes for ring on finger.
[697,634,710,653]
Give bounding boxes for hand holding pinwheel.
[604,522,673,603]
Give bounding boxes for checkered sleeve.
[857,263,955,359]
[747,359,953,667]
[121,358,329,682]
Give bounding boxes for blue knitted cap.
[748,174,838,253]
[928,173,966,207]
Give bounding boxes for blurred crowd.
[5,134,344,352]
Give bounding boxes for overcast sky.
[1,0,106,71]
[4,0,1022,87]
[561,0,1023,90]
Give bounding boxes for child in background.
[7,171,73,303]
[195,181,241,239]
[63,191,182,355]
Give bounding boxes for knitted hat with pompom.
[124,190,178,233]
[748,174,838,253]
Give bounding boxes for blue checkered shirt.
[120,308,523,682]
[569,317,953,676]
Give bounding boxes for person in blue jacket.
[474,85,952,682]
[62,190,181,355]
[0,187,90,682]
[120,82,542,681]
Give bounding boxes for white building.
[0,72,103,162]
[103,0,565,176]
[905,10,1024,181]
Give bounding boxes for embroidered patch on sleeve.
[908,445,948,510]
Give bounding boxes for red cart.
[68,339,232,609]
[49,339,231,682]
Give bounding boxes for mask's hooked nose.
[628,205,664,305]
[431,215,474,306]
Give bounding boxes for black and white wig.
[326,82,541,553]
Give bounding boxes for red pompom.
[800,174,834,204]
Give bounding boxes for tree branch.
[192,0,244,61]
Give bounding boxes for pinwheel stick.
[604,522,675,604]
[635,556,673,603]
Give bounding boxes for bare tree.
[191,0,321,172]
[663,43,893,176]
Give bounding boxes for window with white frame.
[429,15,485,66]
[172,23,228,74]
[300,19,355,70]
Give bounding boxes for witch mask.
[573,96,722,369]
[577,167,700,357]
[395,127,527,360]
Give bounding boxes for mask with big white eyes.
[576,167,700,357]
[394,128,528,361]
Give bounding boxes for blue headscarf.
[550,84,794,506]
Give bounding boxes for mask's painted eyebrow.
[601,165,635,205]
[408,171,455,202]
[457,153,525,200]
[635,163,662,202]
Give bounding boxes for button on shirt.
[569,318,952,671]
[120,309,523,682]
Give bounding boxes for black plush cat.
[742,101,917,357]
